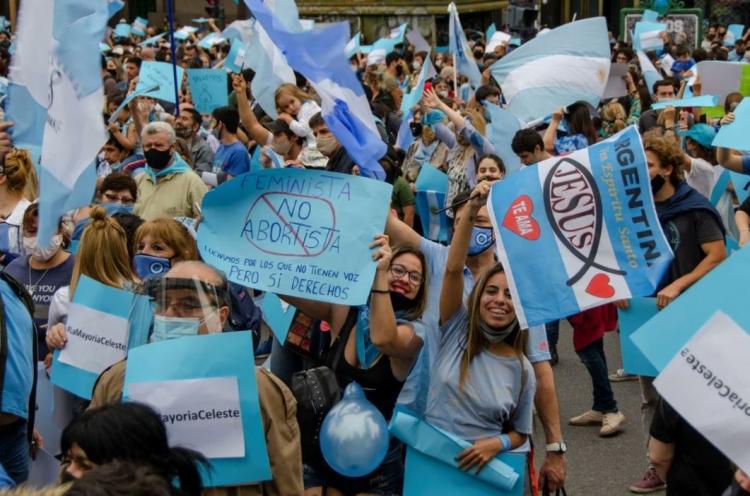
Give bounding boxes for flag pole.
[166,0,180,116]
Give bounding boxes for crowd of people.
[0,8,749,496]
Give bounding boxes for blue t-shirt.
[213,141,250,178]
[425,306,536,442]
[0,278,34,419]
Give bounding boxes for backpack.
[0,272,37,443]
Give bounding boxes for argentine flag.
[244,0,386,179]
[636,51,661,96]
[244,21,296,118]
[490,17,611,125]
[8,0,108,244]
[448,3,482,89]
[396,54,435,151]
[415,165,451,244]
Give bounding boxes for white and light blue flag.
[396,54,434,150]
[244,0,386,179]
[448,3,482,88]
[244,21,296,118]
[487,126,673,328]
[490,17,610,125]
[636,50,661,96]
[8,0,108,245]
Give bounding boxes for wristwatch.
[545,441,567,454]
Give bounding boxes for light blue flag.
[490,17,610,124]
[136,61,185,103]
[198,32,224,50]
[114,22,131,38]
[725,24,745,47]
[415,165,452,243]
[5,83,45,162]
[123,331,272,487]
[260,293,296,343]
[0,16,9,31]
[651,95,720,110]
[487,126,674,328]
[197,168,392,306]
[448,3,482,88]
[225,39,247,73]
[372,23,407,55]
[712,98,750,150]
[245,0,387,179]
[395,117,414,151]
[99,42,110,53]
[222,19,253,44]
[617,297,659,377]
[139,32,167,47]
[485,103,523,175]
[270,0,302,32]
[637,50,660,96]
[346,33,361,59]
[107,0,124,19]
[486,23,497,41]
[631,246,750,372]
[244,21,296,119]
[633,21,666,51]
[132,16,148,37]
[50,276,151,399]
[193,17,210,24]
[187,69,229,114]
[396,52,433,150]
[642,9,659,22]
[107,83,158,124]
[390,407,525,495]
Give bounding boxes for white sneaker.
[600,411,625,437]
[569,409,603,426]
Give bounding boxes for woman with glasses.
[280,234,428,496]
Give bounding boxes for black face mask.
[395,65,404,77]
[60,470,78,483]
[409,122,423,138]
[474,51,484,59]
[390,291,414,313]
[651,174,666,196]
[144,149,172,171]
[107,69,117,79]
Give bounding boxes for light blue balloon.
[319,382,389,477]
[652,0,669,14]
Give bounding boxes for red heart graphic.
[503,195,540,241]
[586,273,615,299]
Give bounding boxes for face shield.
[144,277,228,342]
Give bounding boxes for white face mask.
[272,138,292,156]
[23,235,63,262]
[413,61,422,71]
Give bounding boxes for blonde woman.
[45,206,138,353]
[132,218,199,279]
[0,149,36,266]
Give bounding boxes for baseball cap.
[679,123,716,148]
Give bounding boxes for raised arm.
[232,74,272,147]
[716,145,746,173]
[440,181,491,324]
[543,108,563,154]
[384,214,422,250]
[423,88,465,132]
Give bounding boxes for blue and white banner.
[487,126,673,328]
[245,0,387,180]
[490,17,610,125]
[244,20,296,119]
[415,164,451,243]
[448,3,482,88]
[8,0,109,245]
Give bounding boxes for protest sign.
[651,95,720,110]
[414,165,451,243]
[603,63,629,99]
[136,61,185,104]
[187,69,229,114]
[260,292,295,343]
[712,98,750,150]
[654,311,750,474]
[486,31,512,53]
[617,297,659,377]
[487,126,673,328]
[731,171,750,205]
[696,61,750,103]
[725,24,745,46]
[631,245,750,372]
[129,376,245,459]
[390,407,524,496]
[51,276,150,399]
[198,169,392,306]
[225,39,247,73]
[124,331,271,486]
[633,21,666,51]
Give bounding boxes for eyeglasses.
[390,264,424,285]
[155,296,216,317]
[103,192,135,205]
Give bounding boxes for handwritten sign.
[128,376,245,459]
[197,169,392,306]
[124,331,271,487]
[488,126,673,328]
[136,61,185,104]
[187,69,228,114]
[654,311,750,474]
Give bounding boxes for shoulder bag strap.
[329,306,359,372]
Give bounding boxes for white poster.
[128,376,245,459]
[655,311,750,474]
[58,302,128,374]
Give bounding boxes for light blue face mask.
[468,226,495,256]
[149,315,200,342]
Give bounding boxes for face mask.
[390,291,414,313]
[651,174,666,196]
[468,226,495,256]
[410,122,423,138]
[412,61,422,71]
[395,65,404,77]
[24,235,63,262]
[107,69,117,79]
[144,149,172,170]
[174,125,193,139]
[134,254,171,279]
[316,135,338,156]
[150,315,200,342]
[437,90,449,98]
[473,51,484,59]
[272,138,292,155]
[479,318,518,344]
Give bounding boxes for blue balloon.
[319,382,389,478]
[652,0,669,14]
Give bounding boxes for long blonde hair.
[460,263,527,391]
[70,205,136,297]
